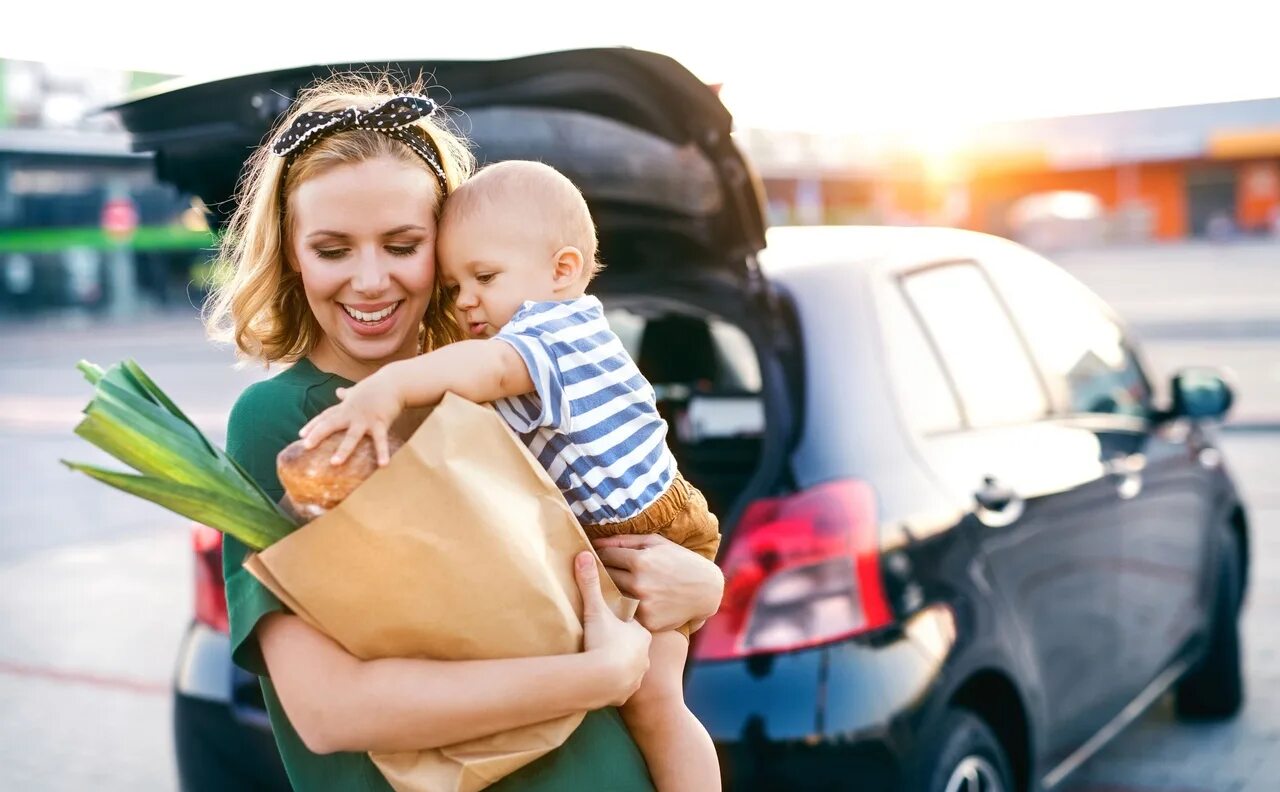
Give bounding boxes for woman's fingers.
[603,567,637,598]
[573,551,606,620]
[593,545,642,572]
[590,533,665,551]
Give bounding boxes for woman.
[209,74,725,791]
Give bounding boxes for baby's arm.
[381,339,535,409]
[299,339,534,465]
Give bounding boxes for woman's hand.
[574,551,650,707]
[592,534,725,633]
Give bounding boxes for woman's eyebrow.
[305,225,428,240]
[382,224,429,236]
[306,230,350,240]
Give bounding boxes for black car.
[118,49,1248,792]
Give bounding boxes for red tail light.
[693,480,892,661]
[192,524,228,634]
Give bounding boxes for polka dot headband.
[271,94,449,194]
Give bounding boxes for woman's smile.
[340,300,404,334]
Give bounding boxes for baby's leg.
[619,630,720,792]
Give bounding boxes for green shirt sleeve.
[222,376,311,677]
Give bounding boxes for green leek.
[63,359,296,550]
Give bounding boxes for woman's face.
[289,156,440,381]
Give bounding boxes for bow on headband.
[271,94,448,194]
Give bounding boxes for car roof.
[760,224,1019,279]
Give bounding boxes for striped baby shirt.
[493,295,678,525]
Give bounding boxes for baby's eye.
[315,248,348,260]
[387,245,419,257]
[476,272,496,284]
[445,284,460,299]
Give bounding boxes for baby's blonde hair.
[440,160,603,280]
[204,72,475,364]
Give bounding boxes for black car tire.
[909,708,1013,792]
[1174,525,1244,720]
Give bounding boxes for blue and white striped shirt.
[493,296,677,524]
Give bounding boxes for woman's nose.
[351,248,391,295]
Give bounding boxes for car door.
[982,245,1216,699]
[899,259,1130,762]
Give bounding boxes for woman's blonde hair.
[204,72,474,364]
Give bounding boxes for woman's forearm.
[259,614,615,755]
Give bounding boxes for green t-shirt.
[223,356,654,792]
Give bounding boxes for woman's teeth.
[342,302,400,323]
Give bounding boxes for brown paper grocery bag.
[244,393,635,792]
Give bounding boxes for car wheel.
[1174,524,1244,720]
[910,709,1014,792]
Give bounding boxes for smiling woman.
[187,71,714,792]
[287,158,440,382]
[202,78,471,373]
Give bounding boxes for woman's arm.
[260,551,651,755]
[592,534,725,633]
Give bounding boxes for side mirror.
[1170,367,1234,420]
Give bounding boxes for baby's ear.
[551,246,586,287]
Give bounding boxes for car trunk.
[113,47,797,533]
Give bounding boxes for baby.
[300,160,720,792]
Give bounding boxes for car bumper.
[173,621,287,791]
[686,606,956,791]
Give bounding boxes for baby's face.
[438,210,560,338]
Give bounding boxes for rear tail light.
[192,524,228,634]
[693,480,892,660]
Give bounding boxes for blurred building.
[755,98,1280,248]
[7,54,1280,317]
[0,59,212,317]
[952,98,1280,244]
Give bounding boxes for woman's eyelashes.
[313,244,420,261]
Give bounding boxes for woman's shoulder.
[229,360,344,432]
[229,368,309,434]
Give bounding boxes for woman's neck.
[307,337,416,383]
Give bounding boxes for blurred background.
[1,2,1278,790]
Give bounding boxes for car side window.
[877,281,964,434]
[982,248,1152,418]
[901,262,1049,428]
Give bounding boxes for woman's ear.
[550,246,585,291]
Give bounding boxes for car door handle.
[975,476,1025,527]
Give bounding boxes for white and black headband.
[272,94,448,194]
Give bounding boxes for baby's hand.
[299,379,403,466]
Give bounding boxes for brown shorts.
[584,475,721,638]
